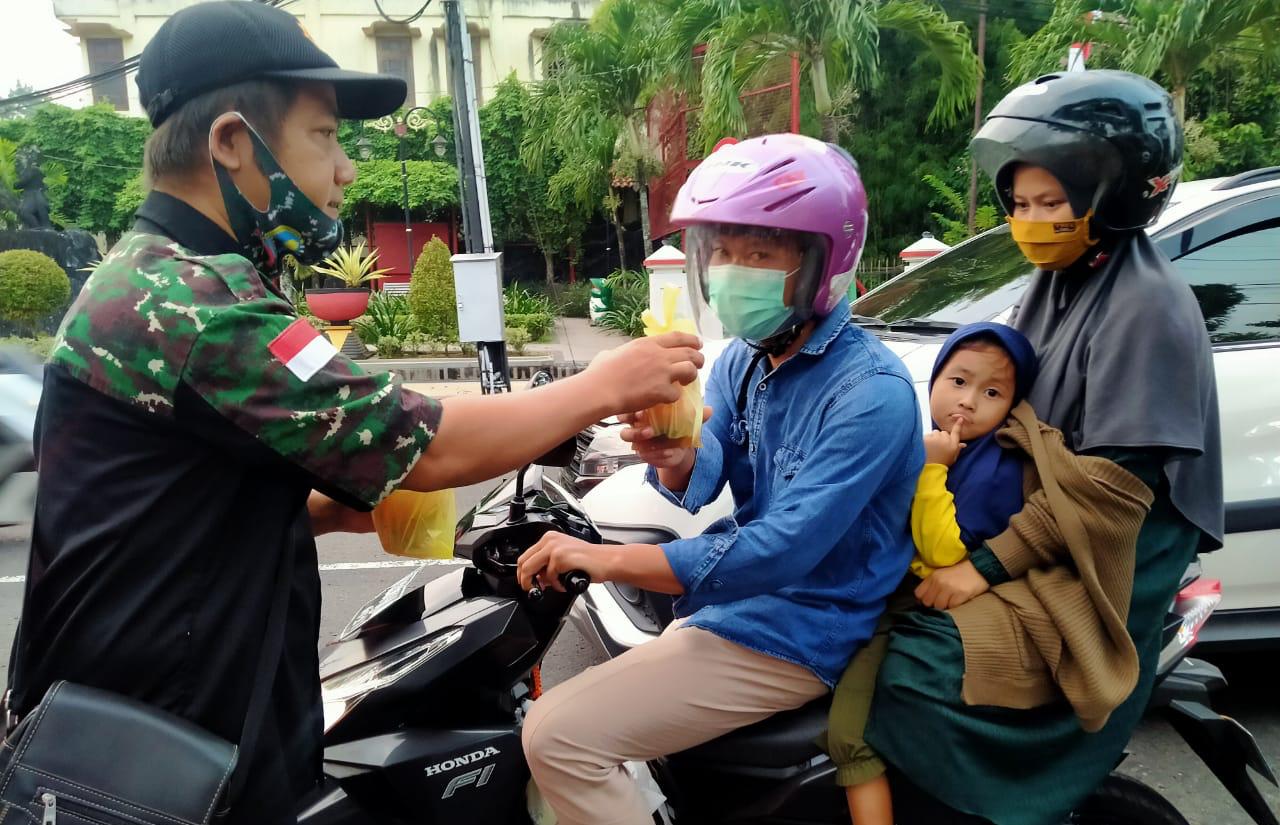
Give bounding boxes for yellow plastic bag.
[371,489,457,559]
[640,286,703,448]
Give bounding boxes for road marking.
[0,559,469,584]
[319,559,468,571]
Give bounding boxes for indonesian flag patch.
[269,318,338,381]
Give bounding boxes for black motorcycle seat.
[673,697,829,769]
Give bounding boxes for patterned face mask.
[210,112,343,274]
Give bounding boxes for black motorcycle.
[299,435,1277,825]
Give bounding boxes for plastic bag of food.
[640,286,703,448]
[371,488,457,559]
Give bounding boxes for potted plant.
[305,242,393,323]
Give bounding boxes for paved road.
[0,481,1275,824]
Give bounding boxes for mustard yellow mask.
[1007,211,1098,271]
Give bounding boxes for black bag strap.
[7,517,296,808]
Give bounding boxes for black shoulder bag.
[0,537,294,825]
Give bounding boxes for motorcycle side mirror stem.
[510,462,544,522]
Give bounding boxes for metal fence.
[855,255,904,296]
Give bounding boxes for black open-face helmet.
[971,70,1183,232]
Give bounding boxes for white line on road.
[318,559,468,571]
[0,558,469,584]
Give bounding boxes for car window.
[852,227,1034,325]
[1174,222,1280,345]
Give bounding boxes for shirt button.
[757,382,766,391]
[709,579,724,590]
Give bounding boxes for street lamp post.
[368,108,451,276]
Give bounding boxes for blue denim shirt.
[648,302,923,686]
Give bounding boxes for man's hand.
[914,560,990,610]
[923,419,965,467]
[584,332,704,415]
[517,531,618,592]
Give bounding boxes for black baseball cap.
[136,1,408,127]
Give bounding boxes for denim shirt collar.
[798,299,853,356]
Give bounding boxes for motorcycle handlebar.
[527,570,592,602]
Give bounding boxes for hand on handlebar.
[517,532,614,594]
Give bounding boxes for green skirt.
[864,483,1199,825]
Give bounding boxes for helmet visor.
[684,222,829,342]
[971,116,1122,217]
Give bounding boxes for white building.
[52,0,599,117]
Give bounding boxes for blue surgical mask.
[707,264,797,341]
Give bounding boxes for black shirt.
[17,193,330,822]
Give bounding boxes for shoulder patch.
[269,318,338,382]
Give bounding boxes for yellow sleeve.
[910,464,969,578]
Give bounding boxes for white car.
[576,166,1280,652]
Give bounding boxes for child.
[824,321,1038,825]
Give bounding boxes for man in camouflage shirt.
[9,4,702,822]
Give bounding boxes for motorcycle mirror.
[527,369,554,390]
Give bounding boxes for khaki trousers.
[521,622,828,825]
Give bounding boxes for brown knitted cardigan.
[948,401,1154,732]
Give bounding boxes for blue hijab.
[930,322,1039,549]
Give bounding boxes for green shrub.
[354,292,416,345]
[0,250,71,334]
[600,277,649,338]
[376,335,404,358]
[408,238,458,342]
[603,268,647,289]
[504,284,554,317]
[505,327,532,355]
[505,312,554,341]
[553,281,591,318]
[402,330,431,354]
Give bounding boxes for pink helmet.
[670,133,868,334]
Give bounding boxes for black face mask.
[210,112,343,275]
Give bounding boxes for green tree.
[922,172,999,244]
[1183,48,1280,176]
[1008,0,1280,121]
[408,237,458,342]
[841,16,1021,259]
[0,82,37,120]
[480,75,531,249]
[112,172,146,231]
[523,0,665,257]
[482,75,591,284]
[4,104,150,235]
[0,249,71,335]
[340,160,459,220]
[657,0,981,146]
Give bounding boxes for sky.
[0,1,91,107]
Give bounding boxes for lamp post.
[368,107,453,276]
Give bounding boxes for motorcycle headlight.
[322,627,464,732]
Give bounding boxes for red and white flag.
[269,318,338,382]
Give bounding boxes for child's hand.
[915,560,990,610]
[923,419,965,466]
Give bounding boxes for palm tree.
[656,0,982,147]
[1008,0,1280,121]
[522,0,665,259]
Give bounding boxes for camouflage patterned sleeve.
[180,297,442,509]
